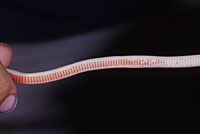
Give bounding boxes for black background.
[0,0,199,133]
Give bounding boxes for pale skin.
[0,43,17,113]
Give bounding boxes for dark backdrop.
[0,0,144,43]
[0,0,199,133]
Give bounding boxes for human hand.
[0,43,17,113]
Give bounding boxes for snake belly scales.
[6,55,200,84]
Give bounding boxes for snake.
[6,55,200,84]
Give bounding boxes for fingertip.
[0,95,17,113]
[0,43,13,67]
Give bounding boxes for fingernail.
[0,95,17,113]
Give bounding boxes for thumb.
[0,43,18,113]
[0,43,13,67]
